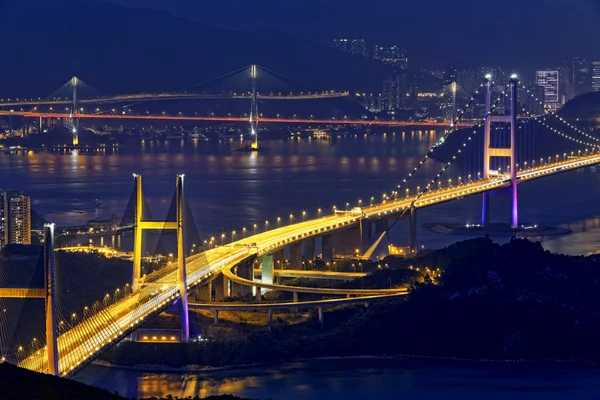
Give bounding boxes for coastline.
[88,353,598,374]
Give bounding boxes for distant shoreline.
[88,354,597,374]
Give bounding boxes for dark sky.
[106,0,600,68]
[1,0,598,70]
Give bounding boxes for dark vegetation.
[100,237,600,368]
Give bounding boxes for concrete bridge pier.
[290,243,302,269]
[213,274,229,301]
[409,206,417,253]
[213,309,219,325]
[321,234,333,263]
[293,291,299,303]
[303,236,316,261]
[194,280,212,302]
[360,218,372,252]
[261,254,274,289]
[333,226,361,257]
[232,261,253,297]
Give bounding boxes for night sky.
[106,0,599,67]
[0,0,598,82]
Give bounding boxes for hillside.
[0,0,398,97]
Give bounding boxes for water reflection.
[75,359,600,400]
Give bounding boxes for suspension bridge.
[0,64,470,149]
[0,72,599,379]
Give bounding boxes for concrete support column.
[176,175,189,342]
[303,237,316,261]
[261,254,274,289]
[318,306,324,328]
[195,281,212,302]
[409,206,417,253]
[44,224,58,376]
[291,243,302,269]
[333,226,361,257]
[293,292,299,303]
[321,234,333,263]
[360,219,371,252]
[213,309,219,325]
[213,274,228,301]
[132,174,143,292]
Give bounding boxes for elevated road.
[0,92,349,107]
[17,151,600,377]
[256,268,367,281]
[0,110,469,128]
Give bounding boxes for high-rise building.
[592,61,600,92]
[373,46,408,69]
[331,39,350,52]
[573,57,592,96]
[536,70,560,108]
[332,39,368,57]
[382,73,410,111]
[350,39,368,57]
[0,190,31,247]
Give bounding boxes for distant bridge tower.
[131,174,190,342]
[0,224,59,375]
[450,81,457,127]
[249,65,259,150]
[481,75,519,228]
[71,76,79,146]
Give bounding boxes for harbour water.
[75,358,600,399]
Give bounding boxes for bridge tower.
[0,224,59,375]
[43,223,59,376]
[71,76,79,146]
[481,75,519,228]
[131,174,190,342]
[249,65,259,150]
[451,81,457,127]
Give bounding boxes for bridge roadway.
[259,269,367,281]
[0,110,470,128]
[0,92,349,107]
[17,152,600,376]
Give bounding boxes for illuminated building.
[573,57,592,96]
[592,61,600,92]
[536,70,560,108]
[0,190,31,247]
[350,39,368,57]
[373,45,408,69]
[331,38,349,52]
[332,39,368,57]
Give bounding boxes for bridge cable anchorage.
[519,82,600,143]
[386,83,511,233]
[395,79,489,193]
